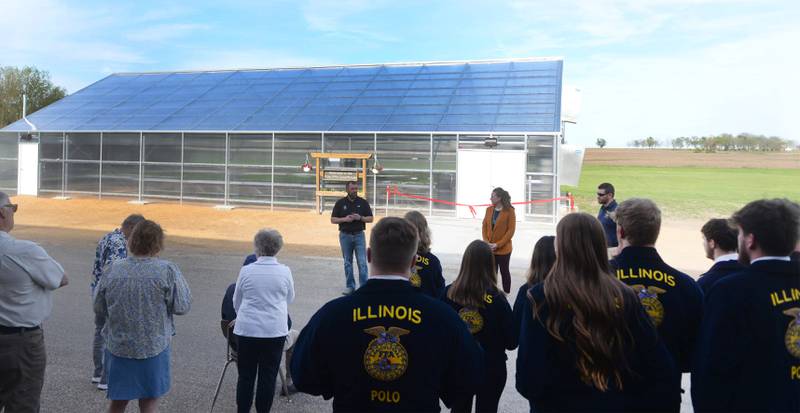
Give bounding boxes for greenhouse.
[0,58,565,221]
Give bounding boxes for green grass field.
[562,165,800,218]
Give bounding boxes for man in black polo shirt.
[693,199,800,412]
[291,217,482,412]
[332,181,374,295]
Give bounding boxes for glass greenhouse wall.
[0,133,16,193]
[0,131,558,221]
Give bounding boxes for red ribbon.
[385,186,575,218]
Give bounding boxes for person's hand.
[351,213,362,221]
[489,243,498,251]
[228,319,236,329]
[344,215,354,222]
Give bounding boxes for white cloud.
[301,0,400,44]
[136,5,195,23]
[566,24,800,146]
[127,23,211,42]
[503,0,790,51]
[506,0,669,46]
[179,49,329,72]
[0,0,147,65]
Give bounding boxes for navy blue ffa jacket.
[516,284,680,412]
[512,283,533,341]
[697,259,744,295]
[610,246,704,372]
[290,279,483,412]
[692,259,800,412]
[410,252,445,298]
[442,285,518,364]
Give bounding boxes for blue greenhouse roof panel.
[2,58,564,134]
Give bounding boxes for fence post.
[385,185,390,216]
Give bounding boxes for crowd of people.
[1,181,799,412]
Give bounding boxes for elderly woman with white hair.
[233,229,295,413]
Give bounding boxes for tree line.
[0,66,67,128]
[626,134,797,152]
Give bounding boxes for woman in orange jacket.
[482,187,516,293]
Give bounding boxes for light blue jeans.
[339,231,368,290]
[91,287,108,384]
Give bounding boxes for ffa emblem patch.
[783,308,800,359]
[409,266,422,287]
[363,326,410,381]
[632,285,666,327]
[458,307,484,334]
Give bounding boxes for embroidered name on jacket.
[771,288,800,306]
[352,305,422,324]
[409,255,430,288]
[615,267,677,287]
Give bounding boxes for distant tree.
[0,66,67,128]
[644,136,659,148]
[676,132,793,152]
[596,138,607,148]
[716,133,734,151]
[670,137,686,149]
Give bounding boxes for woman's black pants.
[494,253,512,293]
[236,335,286,413]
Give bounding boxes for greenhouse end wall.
[0,131,558,220]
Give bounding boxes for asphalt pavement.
[18,224,534,413]
[17,224,694,413]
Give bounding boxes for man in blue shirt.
[693,199,800,412]
[596,182,618,248]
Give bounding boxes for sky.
[1,0,798,147]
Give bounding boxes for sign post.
[310,152,372,214]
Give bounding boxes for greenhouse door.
[18,141,38,196]
[455,149,525,219]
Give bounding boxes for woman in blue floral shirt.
[94,219,192,413]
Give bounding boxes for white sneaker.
[97,383,108,391]
[91,376,101,383]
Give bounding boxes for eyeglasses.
[2,204,18,213]
[596,192,608,197]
